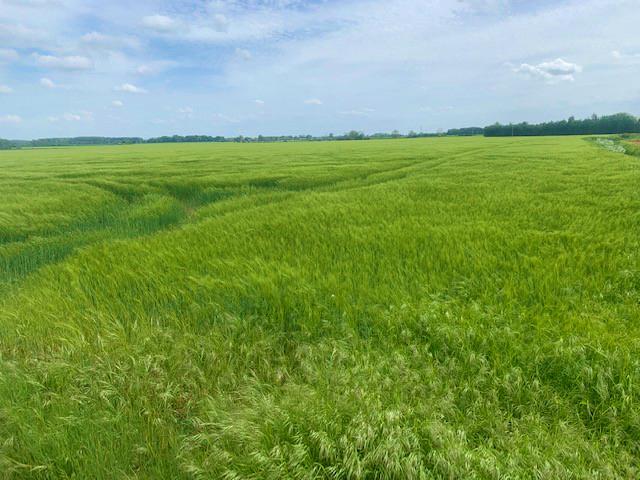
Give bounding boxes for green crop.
[0,137,638,478]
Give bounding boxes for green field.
[1,137,639,478]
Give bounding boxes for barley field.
[0,137,639,478]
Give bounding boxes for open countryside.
[2,0,640,477]
[1,135,639,478]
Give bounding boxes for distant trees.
[447,127,484,136]
[30,137,144,147]
[0,138,30,149]
[146,135,226,143]
[3,112,639,150]
[344,130,366,140]
[484,113,640,137]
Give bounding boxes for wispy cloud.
[0,85,13,94]
[33,53,93,71]
[48,111,93,122]
[115,83,147,94]
[81,31,140,50]
[178,106,194,118]
[0,23,46,48]
[612,50,640,63]
[142,14,179,32]
[0,0,638,137]
[138,3,322,44]
[136,61,176,76]
[0,114,22,124]
[40,77,58,89]
[457,0,510,15]
[0,48,18,62]
[339,108,375,116]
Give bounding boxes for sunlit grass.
[0,137,639,478]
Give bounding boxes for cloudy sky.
[0,0,639,138]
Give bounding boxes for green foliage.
[446,127,484,136]
[0,137,639,478]
[619,135,640,158]
[344,130,366,140]
[485,112,640,137]
[29,137,145,147]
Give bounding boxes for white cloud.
[514,58,583,82]
[0,85,13,94]
[82,31,108,43]
[136,61,176,76]
[0,23,46,48]
[136,65,153,75]
[138,7,298,44]
[178,107,194,118]
[304,98,323,105]
[63,113,82,121]
[33,53,93,71]
[142,15,179,32]
[612,50,640,62]
[81,31,140,50]
[255,99,265,105]
[0,48,18,61]
[112,100,124,107]
[115,83,147,94]
[40,77,58,89]
[48,111,93,122]
[0,115,22,124]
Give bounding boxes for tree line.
[0,131,443,149]
[484,113,640,137]
[2,113,639,149]
[30,137,145,147]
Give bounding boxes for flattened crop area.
[0,137,639,478]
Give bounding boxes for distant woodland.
[2,113,639,149]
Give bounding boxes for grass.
[0,137,639,478]
[619,135,640,158]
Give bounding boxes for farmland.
[0,136,639,478]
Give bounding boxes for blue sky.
[0,0,639,138]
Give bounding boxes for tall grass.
[0,137,639,478]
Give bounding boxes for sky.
[0,0,639,139]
